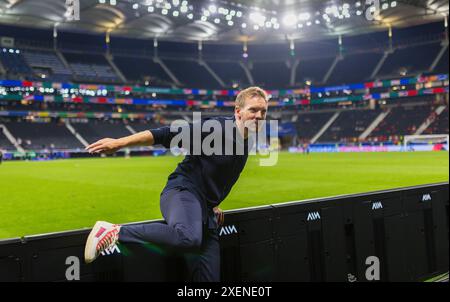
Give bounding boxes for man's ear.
[235,106,241,120]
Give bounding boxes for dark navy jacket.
[150,116,252,226]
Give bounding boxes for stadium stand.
[368,104,436,142]
[296,111,335,142]
[163,59,221,89]
[126,120,164,133]
[0,27,447,90]
[62,52,120,83]
[0,49,33,80]
[6,119,84,150]
[327,52,383,84]
[424,106,449,135]
[296,56,335,85]
[206,61,249,89]
[378,43,442,78]
[22,50,72,82]
[112,55,173,86]
[0,21,448,152]
[252,61,291,89]
[318,109,382,143]
[69,63,119,83]
[70,120,135,143]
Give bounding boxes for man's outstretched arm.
[86,130,155,155]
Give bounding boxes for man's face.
[235,96,268,132]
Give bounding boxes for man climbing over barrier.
[84,87,269,282]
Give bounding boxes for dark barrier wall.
[0,183,448,282]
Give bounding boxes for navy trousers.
[118,187,220,282]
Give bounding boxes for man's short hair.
[235,87,268,108]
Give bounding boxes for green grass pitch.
[0,151,448,239]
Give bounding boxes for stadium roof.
[0,0,448,44]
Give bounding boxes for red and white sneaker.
[84,221,121,264]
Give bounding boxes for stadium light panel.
[283,14,298,27]
[250,12,266,25]
[209,5,217,14]
[298,13,310,21]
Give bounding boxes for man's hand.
[85,131,154,155]
[213,207,225,226]
[86,138,123,155]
